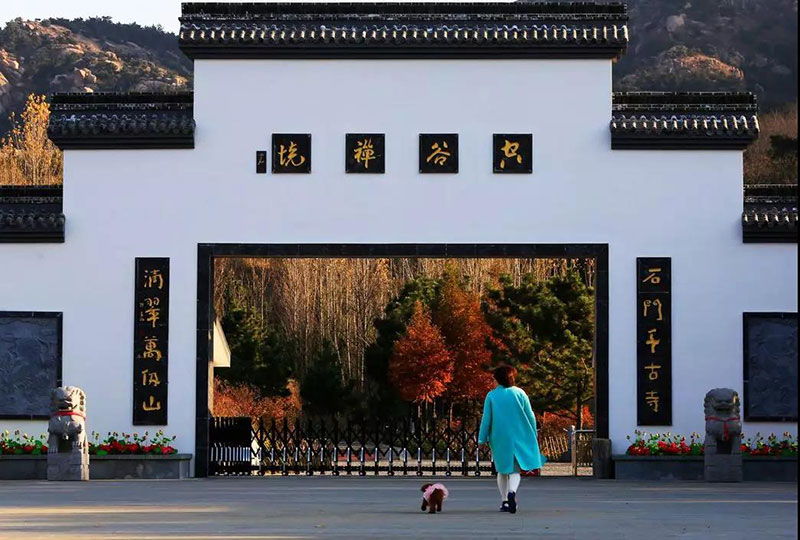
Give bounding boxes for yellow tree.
[0,94,63,185]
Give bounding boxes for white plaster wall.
[0,59,796,464]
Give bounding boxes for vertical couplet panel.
[636,257,672,425]
[133,257,170,425]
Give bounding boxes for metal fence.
[570,427,595,475]
[539,434,570,462]
[209,416,593,477]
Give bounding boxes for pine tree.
[218,287,296,397]
[300,340,356,416]
[484,271,595,428]
[389,301,453,406]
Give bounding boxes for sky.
[0,0,491,34]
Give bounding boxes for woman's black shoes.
[500,501,510,512]
[507,492,517,514]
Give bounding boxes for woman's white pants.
[496,472,521,502]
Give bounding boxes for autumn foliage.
[389,301,453,404]
[435,274,495,402]
[213,378,302,424]
[0,94,62,185]
[538,407,595,439]
[744,103,798,184]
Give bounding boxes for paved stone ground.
[0,477,796,540]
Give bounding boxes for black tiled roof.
[47,93,195,150]
[0,186,65,243]
[611,92,759,150]
[742,184,798,244]
[179,2,629,59]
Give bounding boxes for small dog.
[420,482,448,514]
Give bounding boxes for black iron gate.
[209,416,252,475]
[210,416,499,476]
[209,416,595,476]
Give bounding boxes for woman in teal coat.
[478,365,545,513]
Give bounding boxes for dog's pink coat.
[422,483,448,502]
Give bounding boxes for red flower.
[23,445,34,453]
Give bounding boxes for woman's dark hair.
[493,365,517,388]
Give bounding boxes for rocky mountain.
[616,0,798,106]
[0,17,191,134]
[0,2,797,136]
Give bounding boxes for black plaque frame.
[492,134,533,174]
[195,243,610,477]
[419,134,458,174]
[0,311,62,420]
[743,312,798,422]
[256,151,267,174]
[636,257,672,426]
[271,134,311,174]
[133,258,170,425]
[345,134,385,173]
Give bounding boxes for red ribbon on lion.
[705,415,740,441]
[52,411,86,420]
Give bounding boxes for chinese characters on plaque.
[133,258,169,425]
[256,133,537,174]
[345,134,385,173]
[272,134,311,173]
[419,134,458,173]
[493,134,533,173]
[637,257,672,426]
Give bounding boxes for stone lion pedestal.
[703,388,743,482]
[47,386,89,481]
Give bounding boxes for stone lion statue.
[704,388,742,456]
[47,386,89,481]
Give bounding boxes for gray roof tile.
[47,93,195,150]
[179,2,629,58]
[611,92,759,149]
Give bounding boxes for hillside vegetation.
[617,0,798,107]
[0,17,190,133]
[0,9,797,185]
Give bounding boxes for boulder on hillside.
[617,45,746,93]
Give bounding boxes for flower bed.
[614,431,797,481]
[1,431,48,455]
[625,431,798,457]
[1,429,189,480]
[89,431,177,456]
[1,430,179,456]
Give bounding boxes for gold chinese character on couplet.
[645,390,659,412]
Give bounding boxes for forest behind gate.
[212,257,596,433]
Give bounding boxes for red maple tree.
[389,301,453,404]
[435,275,495,403]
